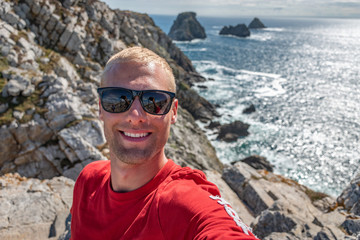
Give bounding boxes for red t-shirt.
[70,159,259,240]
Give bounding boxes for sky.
[103,0,360,18]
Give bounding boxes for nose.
[125,96,147,123]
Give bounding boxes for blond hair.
[101,47,176,92]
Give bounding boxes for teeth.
[123,132,149,138]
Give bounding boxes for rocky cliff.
[0,1,359,239]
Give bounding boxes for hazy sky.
[103,0,360,18]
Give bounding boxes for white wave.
[182,48,207,52]
[212,25,223,29]
[263,27,285,32]
[193,60,241,79]
[254,78,287,97]
[250,33,272,42]
[239,69,281,79]
[173,38,205,44]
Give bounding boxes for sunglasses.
[97,87,176,115]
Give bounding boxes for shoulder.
[161,166,220,200]
[74,160,110,188]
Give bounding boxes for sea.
[151,15,360,197]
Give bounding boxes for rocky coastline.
[0,1,359,239]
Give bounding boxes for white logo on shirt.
[209,195,253,236]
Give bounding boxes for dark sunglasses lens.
[101,89,132,113]
[142,92,172,114]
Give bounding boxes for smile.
[123,132,150,138]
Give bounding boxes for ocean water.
[152,15,360,197]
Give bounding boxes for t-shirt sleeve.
[158,174,259,240]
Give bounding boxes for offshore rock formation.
[248,17,266,29]
[0,0,359,239]
[168,12,206,41]
[219,24,251,38]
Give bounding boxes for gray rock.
[239,155,274,172]
[205,169,255,225]
[166,107,223,173]
[220,24,250,38]
[41,76,69,97]
[341,219,360,236]
[263,232,299,240]
[45,13,60,32]
[58,25,74,50]
[252,210,297,239]
[65,25,86,53]
[243,104,256,114]
[248,17,266,29]
[217,120,250,142]
[13,110,24,120]
[338,172,360,215]
[168,12,206,41]
[3,11,20,26]
[0,173,74,240]
[3,79,26,97]
[0,127,19,166]
[222,163,271,215]
[54,57,80,83]
[73,52,87,66]
[58,120,105,164]
[0,103,8,113]
[44,91,95,130]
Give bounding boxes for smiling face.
[100,61,178,166]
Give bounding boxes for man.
[70,47,259,239]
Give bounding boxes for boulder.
[337,172,360,215]
[217,120,250,142]
[248,17,266,29]
[168,12,206,41]
[341,219,360,236]
[242,104,256,114]
[239,155,274,172]
[220,24,250,38]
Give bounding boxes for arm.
[158,177,259,240]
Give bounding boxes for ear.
[99,99,104,121]
[170,99,178,124]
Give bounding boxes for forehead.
[102,62,171,91]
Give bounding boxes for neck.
[110,152,168,192]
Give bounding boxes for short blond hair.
[101,47,176,92]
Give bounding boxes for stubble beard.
[110,140,153,166]
[105,130,165,166]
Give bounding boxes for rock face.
[248,17,266,29]
[168,12,206,41]
[219,24,250,38]
[0,173,74,240]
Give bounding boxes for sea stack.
[248,17,266,29]
[219,24,250,38]
[168,12,206,41]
